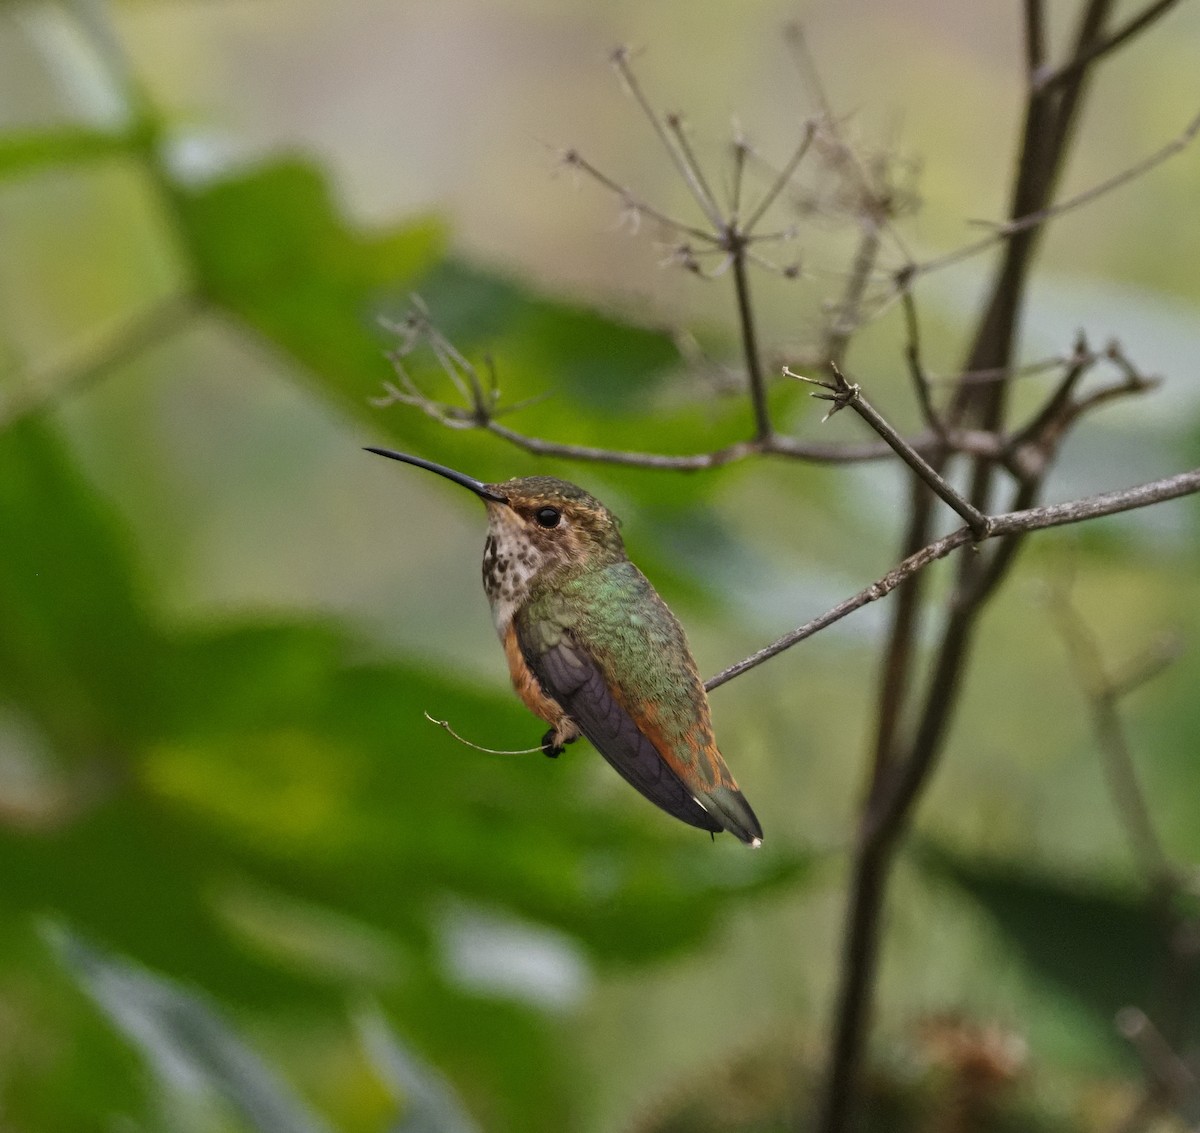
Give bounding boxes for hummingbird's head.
[484,476,626,566]
[364,449,627,576]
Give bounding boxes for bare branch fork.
[704,466,1200,691]
[784,363,992,537]
[374,305,1029,469]
[903,101,1200,281]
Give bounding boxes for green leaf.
[0,794,325,1007]
[51,925,336,1133]
[357,1005,483,1133]
[0,418,161,759]
[406,259,679,413]
[143,620,813,964]
[174,158,445,410]
[917,843,1197,1048]
[0,923,150,1131]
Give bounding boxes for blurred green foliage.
[0,151,809,1128]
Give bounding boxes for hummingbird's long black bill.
[364,447,509,503]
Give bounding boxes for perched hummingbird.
[367,448,763,847]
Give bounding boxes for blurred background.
[2,1,1200,1130]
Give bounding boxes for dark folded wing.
[530,638,722,833]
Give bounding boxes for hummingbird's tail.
[699,786,764,848]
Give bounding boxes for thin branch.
[869,478,937,785]
[1005,333,1097,463]
[730,243,773,441]
[664,112,724,226]
[705,467,1200,691]
[780,20,919,279]
[1036,0,1185,93]
[728,134,749,221]
[961,477,1041,609]
[1117,1008,1200,1106]
[375,311,1012,469]
[912,105,1200,279]
[1001,110,1200,239]
[705,519,964,692]
[900,288,945,437]
[610,47,725,229]
[783,22,834,122]
[1044,1,1117,197]
[558,148,715,243]
[785,365,990,537]
[1007,338,1160,481]
[741,122,817,234]
[933,354,1073,388]
[483,419,886,468]
[480,415,1008,467]
[1047,593,1176,884]
[822,220,884,368]
[1024,0,1047,77]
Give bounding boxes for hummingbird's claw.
[541,728,580,759]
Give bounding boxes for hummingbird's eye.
[534,506,561,529]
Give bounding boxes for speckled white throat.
[481,505,545,637]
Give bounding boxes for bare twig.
[562,52,818,446]
[912,105,1200,279]
[1047,592,1176,884]
[1036,0,1185,93]
[1024,0,1047,77]
[483,417,1012,468]
[741,122,817,234]
[558,148,715,242]
[705,466,1200,691]
[933,354,1073,388]
[611,47,725,230]
[1007,338,1160,480]
[823,220,884,368]
[730,241,773,440]
[1116,1008,1200,1107]
[783,22,917,266]
[374,314,1013,469]
[900,288,945,437]
[664,112,724,226]
[785,365,991,537]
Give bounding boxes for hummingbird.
[366,448,763,847]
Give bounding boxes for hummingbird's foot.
[541,724,580,759]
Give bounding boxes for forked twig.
[910,105,1200,279]
[705,466,1200,690]
[1036,0,1185,92]
[784,364,991,537]
[610,47,725,230]
[1046,586,1179,885]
